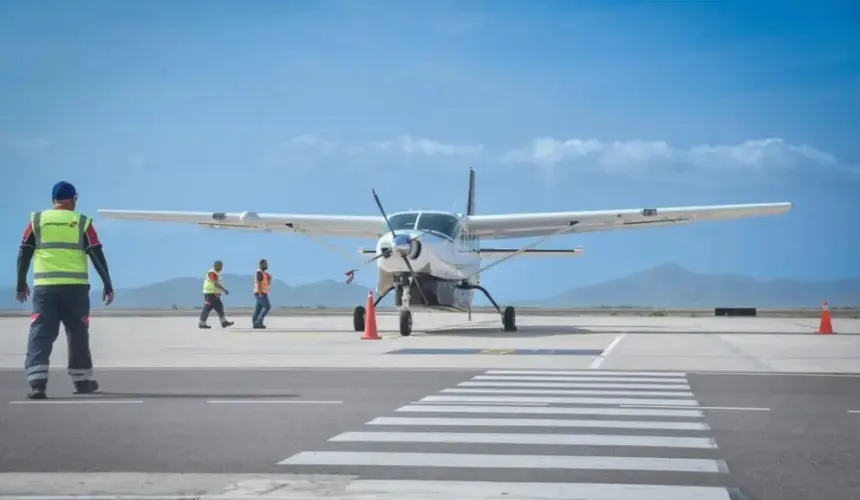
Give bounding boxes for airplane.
[97,168,792,337]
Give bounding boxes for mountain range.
[2,264,858,310]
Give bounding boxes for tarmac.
[1,312,859,499]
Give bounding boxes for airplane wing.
[464,202,792,240]
[97,209,386,238]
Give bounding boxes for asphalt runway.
[2,368,859,500]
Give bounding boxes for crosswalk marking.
[485,369,687,377]
[329,431,719,449]
[279,451,729,473]
[395,404,706,417]
[458,381,693,389]
[366,416,712,430]
[443,387,696,397]
[475,375,690,383]
[420,395,701,405]
[243,479,735,500]
[275,369,742,497]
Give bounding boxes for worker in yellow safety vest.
[15,181,115,400]
[252,258,271,328]
[199,260,234,329]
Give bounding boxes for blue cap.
[52,181,77,201]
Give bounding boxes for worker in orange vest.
[252,259,271,328]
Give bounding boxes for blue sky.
[3,0,859,302]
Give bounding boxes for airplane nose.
[393,234,411,256]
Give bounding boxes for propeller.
[370,189,430,305]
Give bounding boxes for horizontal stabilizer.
[480,248,584,257]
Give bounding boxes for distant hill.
[2,265,858,310]
[0,273,388,310]
[533,263,860,308]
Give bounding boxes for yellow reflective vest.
[31,209,91,286]
[203,268,222,294]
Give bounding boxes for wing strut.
[462,221,580,282]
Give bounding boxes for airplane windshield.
[385,212,419,232]
[416,213,458,239]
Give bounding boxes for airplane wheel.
[399,310,412,336]
[353,305,365,332]
[503,306,517,332]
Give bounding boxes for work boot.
[73,380,99,394]
[27,386,47,400]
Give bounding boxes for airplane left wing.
[97,210,386,238]
[465,202,792,240]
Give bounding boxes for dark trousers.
[25,284,93,389]
[252,293,271,326]
[199,293,226,323]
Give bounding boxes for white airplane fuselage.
[370,210,483,311]
[375,228,481,281]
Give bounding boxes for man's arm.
[16,222,35,292]
[83,223,113,294]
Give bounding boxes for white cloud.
[349,134,484,157]
[501,137,840,172]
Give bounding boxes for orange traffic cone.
[817,300,834,334]
[361,290,381,340]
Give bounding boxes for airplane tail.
[466,167,476,216]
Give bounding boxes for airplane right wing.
[97,209,386,239]
[465,202,792,240]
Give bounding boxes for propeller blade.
[372,189,397,236]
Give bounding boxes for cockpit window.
[385,212,419,232]
[417,213,458,239]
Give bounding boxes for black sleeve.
[256,270,263,282]
[86,246,113,293]
[16,246,34,292]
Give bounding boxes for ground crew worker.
[199,260,234,328]
[15,181,115,400]
[252,259,271,328]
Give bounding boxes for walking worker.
[15,181,114,400]
[199,260,234,329]
[252,258,271,328]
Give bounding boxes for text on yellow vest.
[31,209,91,286]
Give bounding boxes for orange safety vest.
[254,269,271,294]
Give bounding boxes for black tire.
[399,309,412,336]
[503,306,516,332]
[353,305,366,332]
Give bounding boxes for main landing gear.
[458,282,516,332]
[352,278,516,336]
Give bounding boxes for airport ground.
[0,312,859,499]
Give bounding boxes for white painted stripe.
[206,400,343,404]
[848,410,860,413]
[367,416,712,430]
[396,404,705,417]
[422,395,700,406]
[476,375,689,383]
[443,388,696,397]
[487,369,686,377]
[412,401,549,406]
[329,431,717,449]
[8,400,143,404]
[279,451,729,473]
[589,334,627,369]
[460,381,692,390]
[621,404,770,411]
[0,481,736,500]
[312,479,733,500]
